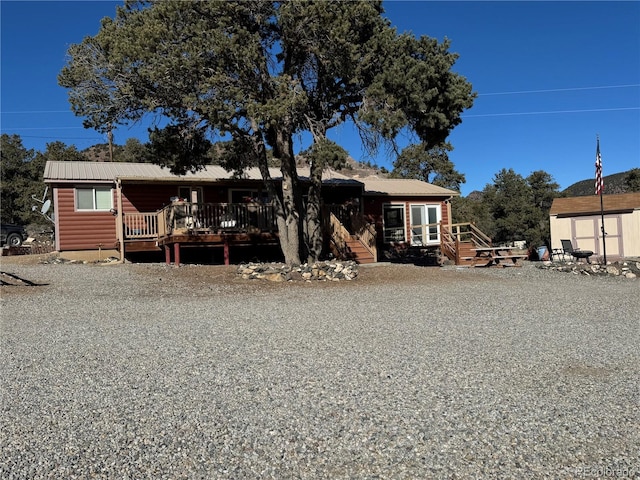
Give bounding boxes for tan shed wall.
[550,210,640,259]
[549,216,572,252]
[621,210,640,257]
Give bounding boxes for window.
[383,204,406,243]
[410,204,441,246]
[76,187,112,211]
[230,189,269,204]
[178,186,203,204]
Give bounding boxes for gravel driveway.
[1,260,638,479]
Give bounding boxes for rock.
[265,273,284,282]
[606,266,620,276]
[537,259,640,280]
[236,260,359,282]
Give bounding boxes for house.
[43,160,490,266]
[357,177,458,249]
[43,161,368,264]
[549,192,640,260]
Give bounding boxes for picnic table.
[468,246,527,267]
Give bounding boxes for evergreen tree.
[624,168,640,192]
[481,168,559,248]
[0,136,86,226]
[58,1,475,264]
[1,134,37,224]
[391,142,466,191]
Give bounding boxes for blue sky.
[1,1,639,196]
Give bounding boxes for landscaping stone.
[537,259,640,279]
[236,260,359,282]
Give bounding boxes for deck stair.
[327,209,377,264]
[343,235,376,264]
[440,222,492,266]
[440,222,528,267]
[454,241,480,267]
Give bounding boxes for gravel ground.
[1,259,638,479]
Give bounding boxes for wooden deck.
[119,202,376,266]
[439,223,528,267]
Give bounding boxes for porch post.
[116,179,125,263]
[174,242,181,266]
[223,236,230,265]
[164,244,171,265]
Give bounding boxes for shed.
[549,192,640,260]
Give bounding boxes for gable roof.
[359,177,459,197]
[43,162,454,197]
[550,192,640,216]
[43,161,358,185]
[44,161,276,183]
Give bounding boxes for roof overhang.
[554,208,636,218]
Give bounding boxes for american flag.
[595,138,603,195]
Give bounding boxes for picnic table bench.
[464,246,527,267]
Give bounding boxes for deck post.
[223,236,230,266]
[164,244,171,265]
[116,179,125,263]
[174,242,181,266]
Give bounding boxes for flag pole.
[599,188,606,264]
[596,135,607,264]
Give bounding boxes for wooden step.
[344,239,375,264]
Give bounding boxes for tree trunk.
[247,122,301,265]
[305,158,324,262]
[273,127,302,265]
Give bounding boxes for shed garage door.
[572,214,622,258]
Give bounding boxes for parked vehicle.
[0,223,28,247]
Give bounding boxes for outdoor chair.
[556,239,593,264]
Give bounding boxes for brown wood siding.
[121,184,177,213]
[121,183,258,211]
[442,201,450,226]
[55,186,118,251]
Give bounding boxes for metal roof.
[359,177,459,197]
[550,192,640,216]
[42,161,456,197]
[43,161,357,184]
[44,161,273,182]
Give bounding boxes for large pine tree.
[59,0,475,264]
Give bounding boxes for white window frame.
[409,203,441,246]
[75,186,113,211]
[382,203,406,243]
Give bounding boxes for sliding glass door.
[410,205,440,246]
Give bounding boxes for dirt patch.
[129,262,471,295]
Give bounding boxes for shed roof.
[359,177,459,197]
[43,161,358,185]
[550,192,640,216]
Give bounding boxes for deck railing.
[122,202,278,240]
[349,210,377,260]
[123,212,159,239]
[325,205,377,261]
[410,222,441,247]
[440,222,492,263]
[328,212,352,259]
